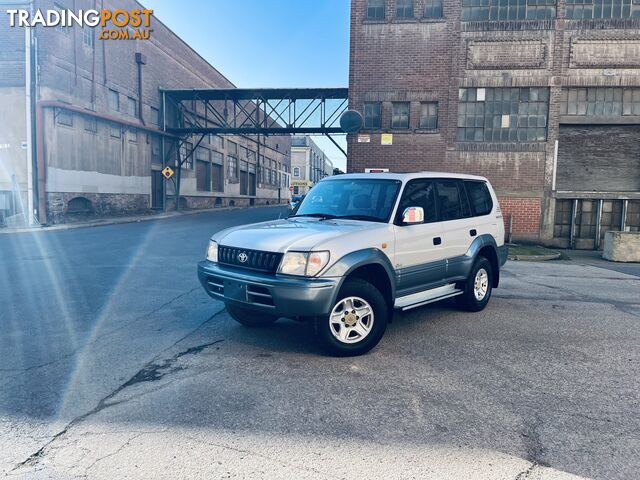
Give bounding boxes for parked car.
[288,195,305,215]
[198,173,507,356]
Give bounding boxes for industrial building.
[0,0,291,226]
[290,136,334,196]
[349,0,640,248]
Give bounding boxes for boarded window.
[57,110,73,127]
[108,89,119,112]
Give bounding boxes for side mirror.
[402,206,424,225]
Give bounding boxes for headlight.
[206,241,218,262]
[278,251,330,277]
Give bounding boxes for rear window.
[465,181,493,217]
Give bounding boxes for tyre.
[315,278,388,357]
[226,302,278,328]
[457,256,493,312]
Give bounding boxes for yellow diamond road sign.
[162,166,174,179]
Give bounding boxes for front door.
[393,179,447,297]
[151,170,164,209]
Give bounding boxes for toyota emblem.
[238,252,248,263]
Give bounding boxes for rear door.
[464,180,496,239]
[433,179,476,264]
[393,179,447,296]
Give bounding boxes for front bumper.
[197,261,339,317]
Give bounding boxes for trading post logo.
[6,8,154,40]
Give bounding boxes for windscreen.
[293,179,402,223]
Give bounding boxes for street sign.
[289,186,294,192]
[162,166,174,179]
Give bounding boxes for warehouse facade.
[0,0,291,226]
[290,136,334,197]
[349,0,640,248]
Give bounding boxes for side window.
[465,181,493,217]
[435,179,471,221]
[396,180,437,224]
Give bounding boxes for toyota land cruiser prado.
[198,173,508,356]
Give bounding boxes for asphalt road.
[1,206,638,479]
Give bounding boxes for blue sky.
[150,0,350,170]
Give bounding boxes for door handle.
[433,237,442,246]
[470,229,477,237]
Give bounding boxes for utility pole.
[25,0,37,225]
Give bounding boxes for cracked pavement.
[1,207,639,479]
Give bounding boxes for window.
[150,107,160,127]
[228,155,238,181]
[367,0,385,19]
[227,141,237,155]
[84,116,97,133]
[462,0,556,21]
[293,167,301,178]
[110,123,121,138]
[435,180,471,221]
[127,97,137,117]
[128,129,137,143]
[396,180,437,224]
[419,102,438,129]
[457,87,549,142]
[397,0,414,17]
[57,110,73,126]
[108,89,119,112]
[211,150,224,165]
[560,87,640,117]
[424,0,443,18]
[181,142,193,169]
[209,134,224,150]
[363,103,381,129]
[196,160,211,192]
[392,102,410,129]
[464,181,494,216]
[82,28,94,47]
[565,0,640,19]
[295,179,402,223]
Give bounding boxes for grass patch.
[508,244,570,260]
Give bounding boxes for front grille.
[218,246,283,273]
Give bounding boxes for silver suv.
[198,173,508,356]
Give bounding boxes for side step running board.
[394,283,463,311]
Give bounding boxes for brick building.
[0,0,291,226]
[348,0,640,248]
[290,136,334,196]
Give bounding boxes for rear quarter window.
[465,181,493,217]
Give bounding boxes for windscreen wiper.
[333,215,382,222]
[289,213,338,220]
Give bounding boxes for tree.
[333,167,345,176]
